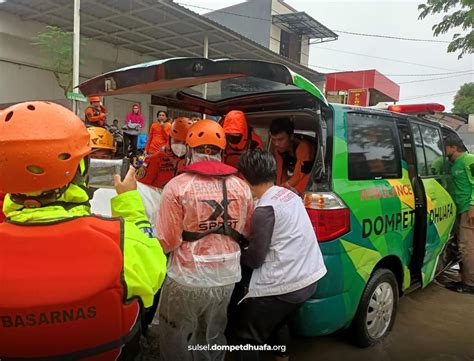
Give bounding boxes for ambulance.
[79,57,464,346]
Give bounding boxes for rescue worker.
[87,126,164,334]
[87,127,162,234]
[270,117,315,195]
[222,110,263,168]
[85,95,107,127]
[144,111,171,155]
[87,126,116,159]
[156,120,254,361]
[235,149,327,361]
[0,102,166,360]
[444,135,474,294]
[137,117,193,189]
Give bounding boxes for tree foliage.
[32,26,86,97]
[418,0,473,59]
[453,82,474,114]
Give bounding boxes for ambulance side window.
[411,123,445,176]
[411,124,428,175]
[347,113,402,180]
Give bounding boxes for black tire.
[350,268,399,347]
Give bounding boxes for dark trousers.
[234,295,303,361]
[124,133,138,158]
[141,289,160,334]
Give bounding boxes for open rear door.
[79,57,327,114]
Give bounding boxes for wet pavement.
[143,273,474,361]
[283,281,474,361]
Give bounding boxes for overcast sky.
[181,0,473,110]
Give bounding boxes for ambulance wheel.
[351,268,399,347]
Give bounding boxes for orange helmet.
[87,127,116,151]
[89,96,101,103]
[0,101,91,194]
[186,119,226,150]
[170,117,193,142]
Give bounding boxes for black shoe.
[446,281,474,294]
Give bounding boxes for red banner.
[348,89,369,106]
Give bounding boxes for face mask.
[171,143,187,158]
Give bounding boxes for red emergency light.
[388,103,445,114]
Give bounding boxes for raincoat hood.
[180,161,237,177]
[222,110,249,151]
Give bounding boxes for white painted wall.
[0,11,156,129]
[300,35,309,67]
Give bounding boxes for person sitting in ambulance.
[222,110,263,168]
[137,117,194,189]
[84,95,107,127]
[0,102,166,360]
[270,117,315,195]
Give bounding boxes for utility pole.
[203,33,208,118]
[72,0,80,115]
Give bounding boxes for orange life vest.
[0,216,141,360]
[85,105,107,127]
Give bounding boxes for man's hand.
[468,205,474,227]
[114,166,137,194]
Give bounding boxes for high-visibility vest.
[0,216,141,360]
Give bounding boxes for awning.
[0,0,325,85]
[272,12,338,43]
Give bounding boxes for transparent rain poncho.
[156,157,254,288]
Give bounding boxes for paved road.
[283,282,474,361]
[144,278,474,361]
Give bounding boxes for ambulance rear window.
[347,113,402,180]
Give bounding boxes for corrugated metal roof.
[0,0,325,84]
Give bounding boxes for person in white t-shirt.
[234,149,327,361]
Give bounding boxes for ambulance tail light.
[304,192,350,242]
[388,103,445,114]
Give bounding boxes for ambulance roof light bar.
[388,103,445,114]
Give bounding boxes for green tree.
[453,82,474,114]
[32,26,86,97]
[418,0,473,59]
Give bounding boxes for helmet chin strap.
[10,185,69,209]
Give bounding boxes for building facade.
[204,0,337,67]
[0,0,331,131]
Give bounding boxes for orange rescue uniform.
[274,137,315,194]
[145,123,171,155]
[85,105,107,127]
[137,146,185,188]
